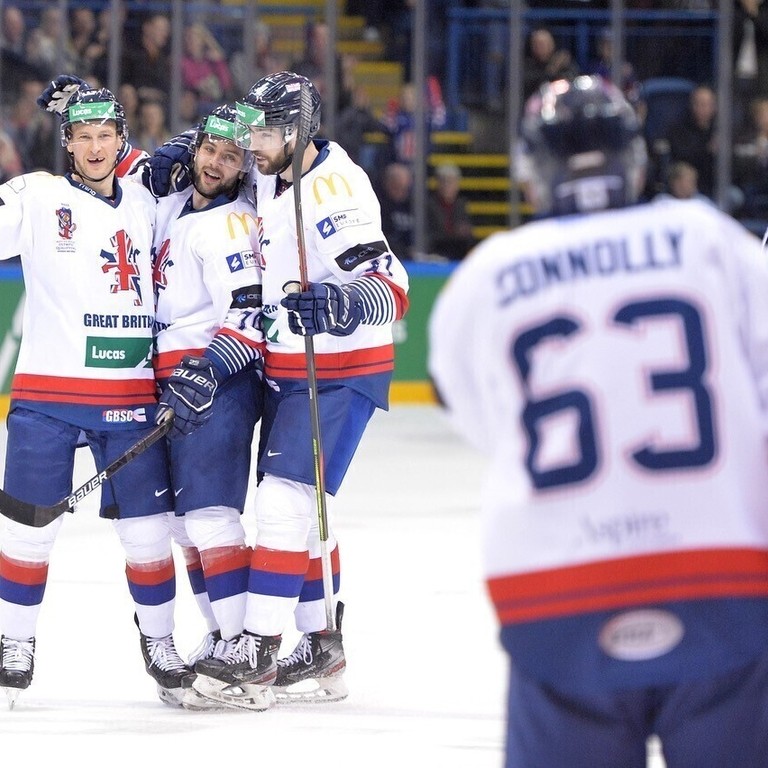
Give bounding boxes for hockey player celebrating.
[150,104,265,710]
[429,75,768,766]
[145,72,409,710]
[0,87,190,708]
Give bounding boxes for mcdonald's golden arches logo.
[312,172,352,204]
[227,211,259,239]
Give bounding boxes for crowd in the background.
[0,1,766,263]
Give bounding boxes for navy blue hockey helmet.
[518,75,646,216]
[60,86,128,147]
[193,102,254,174]
[235,71,321,150]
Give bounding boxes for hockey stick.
[0,415,173,528]
[288,81,336,632]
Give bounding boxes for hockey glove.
[141,129,195,197]
[37,75,89,114]
[281,282,363,337]
[156,355,220,438]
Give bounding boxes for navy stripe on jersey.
[352,276,395,325]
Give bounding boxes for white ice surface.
[0,405,664,767]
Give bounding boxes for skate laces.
[188,631,220,665]
[278,634,313,668]
[205,633,261,669]
[1,637,34,672]
[145,635,188,672]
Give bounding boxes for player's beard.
[255,143,292,176]
[191,164,240,200]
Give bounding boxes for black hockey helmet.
[60,86,128,147]
[192,102,254,173]
[518,75,646,216]
[235,71,321,150]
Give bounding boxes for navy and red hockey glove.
[281,282,363,337]
[156,355,220,438]
[37,74,89,115]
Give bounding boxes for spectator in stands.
[229,21,285,97]
[734,1,768,110]
[426,163,476,261]
[384,80,446,165]
[337,83,393,182]
[587,27,640,104]
[67,7,99,78]
[733,94,768,216]
[134,99,171,155]
[25,6,63,80]
[181,22,233,110]
[179,88,203,128]
[121,12,171,102]
[1,6,45,101]
[118,83,140,129]
[654,161,714,203]
[379,162,415,261]
[5,81,55,172]
[666,84,718,199]
[289,20,353,115]
[1,5,26,56]
[88,5,126,86]
[523,27,580,102]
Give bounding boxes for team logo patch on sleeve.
[334,240,389,271]
[226,250,257,272]
[316,209,371,239]
[231,283,262,308]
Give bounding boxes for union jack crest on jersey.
[101,229,143,306]
[56,205,76,239]
[152,238,173,294]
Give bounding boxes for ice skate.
[0,636,35,710]
[181,630,242,712]
[274,602,348,703]
[138,627,193,708]
[192,631,280,712]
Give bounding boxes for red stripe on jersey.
[265,345,394,379]
[12,373,155,405]
[216,327,265,351]
[153,348,205,380]
[125,557,175,586]
[250,546,309,576]
[488,548,768,624]
[305,546,340,580]
[201,545,252,577]
[0,554,48,585]
[373,274,410,319]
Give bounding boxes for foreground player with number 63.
[429,75,768,767]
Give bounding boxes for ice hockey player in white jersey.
[144,72,409,710]
[149,104,265,710]
[0,86,190,708]
[429,75,768,766]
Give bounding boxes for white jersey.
[0,171,158,430]
[152,188,263,380]
[248,140,409,407]
[429,198,768,693]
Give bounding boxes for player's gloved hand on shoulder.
[141,129,195,197]
[281,281,363,337]
[155,355,220,438]
[37,75,89,114]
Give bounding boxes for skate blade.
[156,684,185,708]
[274,674,348,704]
[192,674,275,712]
[3,687,21,710]
[181,686,242,712]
